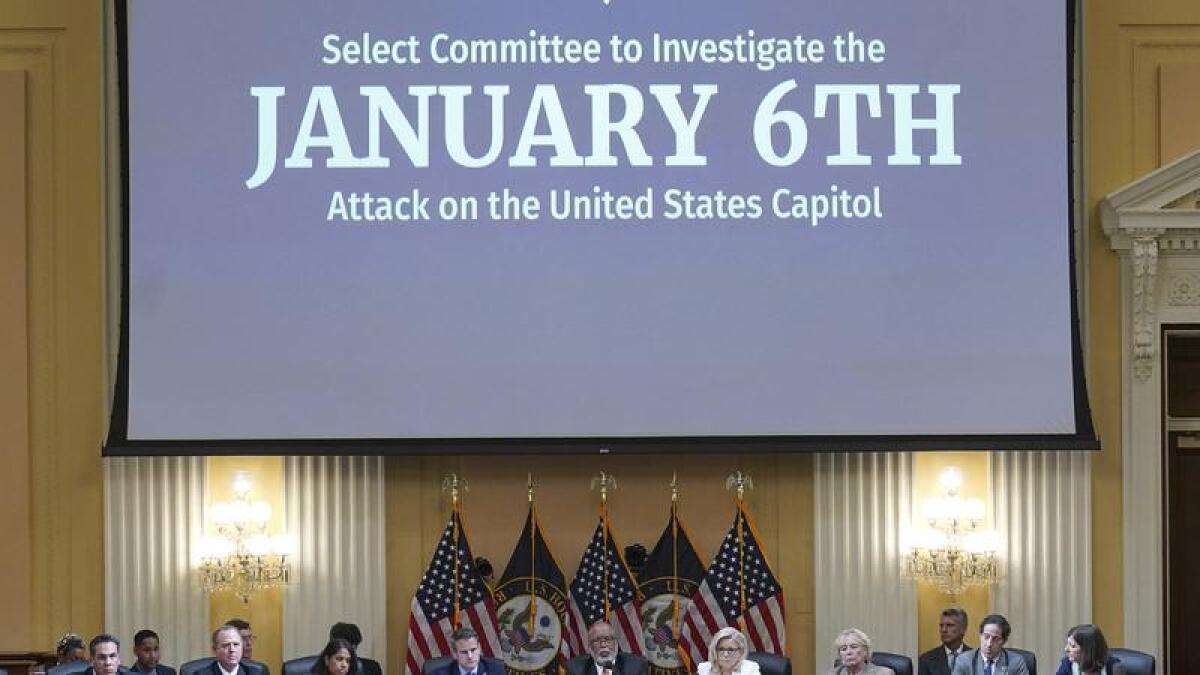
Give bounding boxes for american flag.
[679,505,786,665]
[563,519,645,659]
[405,511,502,675]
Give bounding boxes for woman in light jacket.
[827,629,894,675]
[697,627,760,675]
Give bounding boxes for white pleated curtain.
[104,456,211,663]
[282,456,388,670]
[814,452,917,675]
[991,451,1091,673]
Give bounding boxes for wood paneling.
[1160,64,1200,165]
[1167,431,1200,674]
[0,68,32,651]
[0,0,105,648]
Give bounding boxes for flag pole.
[443,473,468,629]
[670,473,692,672]
[528,473,538,638]
[592,471,615,620]
[726,471,752,631]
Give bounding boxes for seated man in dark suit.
[225,619,271,675]
[208,625,266,675]
[566,621,648,675]
[950,615,1029,675]
[427,628,505,675]
[328,623,383,675]
[918,609,970,675]
[82,634,128,675]
[130,629,177,675]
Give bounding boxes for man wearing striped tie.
[951,615,1029,675]
[567,622,648,675]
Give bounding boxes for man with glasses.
[567,621,648,675]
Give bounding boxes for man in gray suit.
[951,615,1028,675]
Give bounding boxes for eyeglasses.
[717,648,742,654]
[590,636,616,645]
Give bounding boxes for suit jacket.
[919,645,971,675]
[358,658,384,675]
[1052,656,1125,675]
[131,665,178,675]
[427,657,507,675]
[827,663,893,675]
[567,653,649,675]
[699,660,761,675]
[202,660,268,675]
[951,649,1029,675]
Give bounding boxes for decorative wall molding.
[1101,147,1200,660]
[991,451,1091,670]
[813,452,915,675]
[1131,230,1163,380]
[104,457,210,663]
[1167,271,1200,305]
[283,456,388,669]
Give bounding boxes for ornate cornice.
[1101,149,1200,381]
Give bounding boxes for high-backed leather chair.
[282,657,318,675]
[1110,648,1155,675]
[871,652,913,675]
[179,660,215,675]
[420,657,454,675]
[747,651,792,675]
[1007,649,1037,675]
[48,663,89,675]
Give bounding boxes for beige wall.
[0,66,32,651]
[5,0,1200,665]
[1084,0,1200,643]
[0,0,105,651]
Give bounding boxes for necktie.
[984,660,994,675]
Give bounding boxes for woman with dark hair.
[56,633,87,665]
[316,639,359,675]
[1054,625,1123,675]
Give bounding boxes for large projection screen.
[107,0,1096,454]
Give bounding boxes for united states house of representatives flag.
[639,505,706,675]
[494,505,570,675]
[564,519,645,659]
[679,505,785,666]
[405,511,502,675]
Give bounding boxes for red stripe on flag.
[614,602,643,655]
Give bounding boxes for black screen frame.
[104,0,1098,456]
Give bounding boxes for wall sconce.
[197,473,293,602]
[904,467,1000,595]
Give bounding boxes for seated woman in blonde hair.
[827,629,895,675]
[697,628,760,675]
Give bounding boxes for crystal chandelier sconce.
[904,467,1000,595]
[197,473,293,602]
